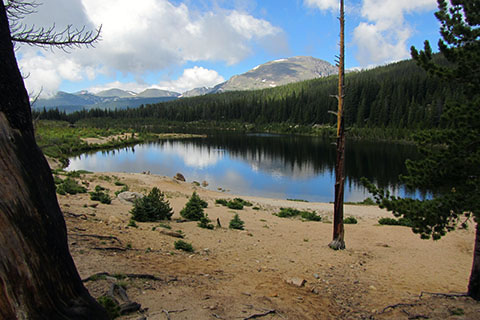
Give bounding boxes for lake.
[67,133,423,203]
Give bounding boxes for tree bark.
[329,0,345,250]
[468,222,480,300]
[0,3,108,319]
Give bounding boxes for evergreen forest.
[34,56,460,137]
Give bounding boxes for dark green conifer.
[364,0,480,300]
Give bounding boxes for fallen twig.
[244,309,276,319]
[419,291,467,299]
[93,247,127,252]
[64,211,88,219]
[380,303,419,314]
[68,233,122,244]
[162,308,187,320]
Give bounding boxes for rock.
[369,285,377,291]
[107,215,122,224]
[174,173,186,181]
[202,180,209,187]
[117,191,144,204]
[313,273,320,279]
[286,277,306,287]
[160,230,184,238]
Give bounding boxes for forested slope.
[36,56,459,131]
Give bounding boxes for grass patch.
[287,198,309,202]
[56,177,87,195]
[97,296,120,319]
[174,240,194,252]
[89,185,111,204]
[344,216,358,224]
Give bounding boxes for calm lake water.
[67,133,422,202]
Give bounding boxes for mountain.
[95,88,136,98]
[181,86,215,97]
[33,56,337,108]
[215,56,337,92]
[136,88,180,98]
[33,88,180,113]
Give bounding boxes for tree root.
[243,309,276,319]
[82,272,163,282]
[328,239,345,250]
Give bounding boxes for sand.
[57,171,479,319]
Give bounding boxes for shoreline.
[56,170,477,319]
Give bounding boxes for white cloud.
[304,0,436,67]
[87,66,224,94]
[156,66,225,93]
[304,0,338,11]
[353,0,437,66]
[14,0,284,96]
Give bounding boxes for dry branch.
[69,233,122,244]
[243,309,276,319]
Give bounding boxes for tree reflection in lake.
[68,133,423,202]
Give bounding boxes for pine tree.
[363,0,480,300]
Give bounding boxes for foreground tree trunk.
[0,3,108,319]
[329,0,345,250]
[468,223,480,300]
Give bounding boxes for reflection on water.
[67,133,423,202]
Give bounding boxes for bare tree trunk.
[0,3,108,319]
[329,0,345,250]
[468,222,480,300]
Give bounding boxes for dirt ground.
[57,171,479,319]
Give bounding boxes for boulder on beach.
[174,173,186,182]
[117,191,144,204]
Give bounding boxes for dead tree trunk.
[468,222,480,300]
[0,3,108,319]
[329,0,346,250]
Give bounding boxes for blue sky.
[13,0,441,97]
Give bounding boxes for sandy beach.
[57,171,478,319]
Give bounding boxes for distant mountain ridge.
[34,56,336,111]
[33,88,180,113]
[216,56,337,92]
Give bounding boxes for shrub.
[90,186,111,204]
[378,217,412,227]
[56,177,87,195]
[344,216,358,224]
[114,185,129,196]
[53,176,63,185]
[198,214,214,230]
[233,198,252,206]
[174,240,194,252]
[301,211,322,221]
[229,213,245,230]
[97,296,120,319]
[227,200,243,210]
[114,181,126,186]
[127,219,138,228]
[215,199,228,206]
[131,187,173,222]
[275,207,301,218]
[180,192,206,221]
